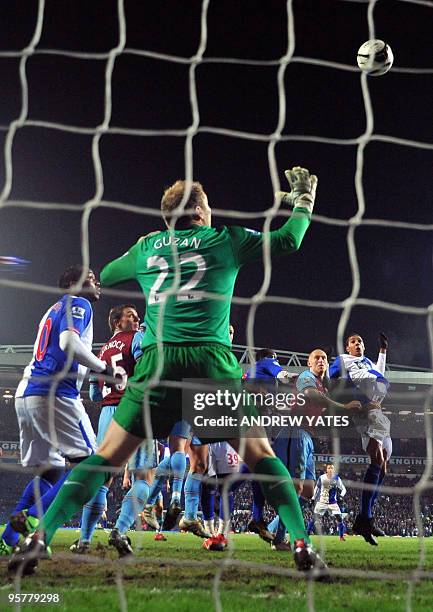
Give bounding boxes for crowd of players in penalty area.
[2,167,393,583]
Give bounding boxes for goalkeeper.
[10,166,328,580]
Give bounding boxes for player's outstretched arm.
[304,387,362,414]
[230,166,318,265]
[376,332,388,374]
[100,241,141,286]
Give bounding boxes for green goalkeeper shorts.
[113,343,243,440]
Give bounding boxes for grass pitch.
[1,529,433,611]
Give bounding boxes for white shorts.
[314,502,342,516]
[15,395,97,467]
[207,442,240,477]
[355,408,392,457]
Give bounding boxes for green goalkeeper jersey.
[100,208,311,348]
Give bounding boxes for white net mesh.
[1,0,433,610]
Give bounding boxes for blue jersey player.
[0,265,111,556]
[329,332,391,546]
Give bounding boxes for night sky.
[0,0,432,367]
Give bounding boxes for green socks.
[42,455,112,545]
[255,456,310,545]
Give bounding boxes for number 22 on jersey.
[147,253,206,304]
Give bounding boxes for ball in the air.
[357,39,394,76]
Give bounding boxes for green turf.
[1,529,433,611]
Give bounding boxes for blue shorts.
[96,405,117,446]
[170,419,201,445]
[273,427,315,481]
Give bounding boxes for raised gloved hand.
[275,166,318,214]
[378,332,388,350]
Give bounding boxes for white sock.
[218,519,230,537]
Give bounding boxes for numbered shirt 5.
[97,330,141,407]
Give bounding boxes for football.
[357,39,394,76]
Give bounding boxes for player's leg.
[3,396,69,550]
[167,432,187,505]
[111,440,158,552]
[369,436,392,537]
[201,474,217,535]
[229,433,328,578]
[230,434,307,546]
[36,419,140,546]
[153,493,167,540]
[7,416,138,576]
[160,431,188,530]
[250,434,291,545]
[272,428,315,546]
[248,478,270,539]
[335,513,346,541]
[1,467,63,553]
[180,441,211,537]
[313,514,322,536]
[142,455,171,529]
[71,405,117,553]
[113,468,150,534]
[203,472,234,551]
[144,428,188,531]
[16,396,99,529]
[352,433,384,545]
[8,347,180,574]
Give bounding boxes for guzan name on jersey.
[153,235,202,250]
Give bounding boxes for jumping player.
[329,333,391,545]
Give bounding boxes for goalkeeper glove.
[378,332,388,350]
[275,166,318,214]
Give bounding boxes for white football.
[357,39,394,76]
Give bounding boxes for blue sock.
[147,456,171,505]
[170,452,186,502]
[201,483,217,521]
[274,517,287,544]
[370,470,385,510]
[80,485,109,543]
[116,480,150,534]
[267,516,279,533]
[219,491,234,520]
[184,472,202,520]
[307,519,315,535]
[338,520,346,537]
[1,476,52,547]
[361,464,381,518]
[27,471,70,519]
[252,480,265,522]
